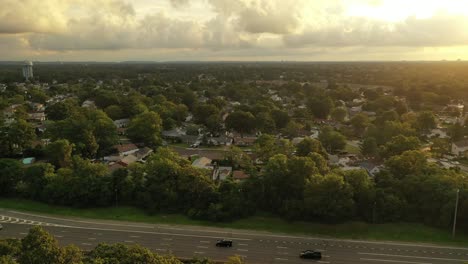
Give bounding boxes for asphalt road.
[1,209,467,264]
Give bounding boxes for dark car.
[300,250,322,259]
[215,239,233,247]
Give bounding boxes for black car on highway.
[300,250,322,259]
[215,239,233,247]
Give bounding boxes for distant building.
[22,61,34,80]
[452,139,468,157]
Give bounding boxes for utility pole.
[452,189,459,238]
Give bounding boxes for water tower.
[22,61,34,80]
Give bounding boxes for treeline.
[0,226,241,264]
[1,142,467,232]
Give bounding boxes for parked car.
[299,250,321,259]
[216,239,233,247]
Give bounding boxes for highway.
[1,209,467,264]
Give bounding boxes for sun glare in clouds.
[345,0,468,22]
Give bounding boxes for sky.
[2,0,468,61]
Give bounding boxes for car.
[216,239,233,247]
[299,250,322,259]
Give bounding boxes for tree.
[1,119,36,156]
[303,174,355,222]
[46,139,73,168]
[44,156,111,207]
[254,134,294,162]
[104,105,124,120]
[331,107,347,122]
[88,243,182,264]
[350,113,370,136]
[448,123,465,142]
[226,255,246,264]
[308,96,334,119]
[19,226,63,264]
[271,109,290,129]
[380,135,421,158]
[0,159,23,196]
[127,111,163,147]
[318,126,346,153]
[296,138,327,158]
[21,163,55,200]
[225,111,256,135]
[255,112,276,132]
[193,104,219,126]
[431,138,449,157]
[416,111,437,133]
[45,100,78,121]
[360,137,379,158]
[385,150,428,179]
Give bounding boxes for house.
[108,162,125,172]
[232,135,257,146]
[358,161,382,176]
[162,128,186,143]
[134,147,153,160]
[113,118,130,128]
[115,143,139,156]
[452,140,468,157]
[192,157,213,170]
[213,166,232,181]
[118,155,139,166]
[232,170,250,181]
[428,128,449,139]
[81,100,96,108]
[206,135,232,146]
[27,112,46,122]
[30,102,45,112]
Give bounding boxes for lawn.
[345,142,361,154]
[1,198,467,246]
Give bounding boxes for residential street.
[1,209,467,264]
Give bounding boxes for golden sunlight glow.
[345,0,468,22]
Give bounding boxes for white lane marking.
[275,258,288,261]
[55,235,63,238]
[45,224,252,241]
[277,246,288,249]
[155,248,166,251]
[239,243,248,246]
[197,246,208,249]
[81,243,92,246]
[237,249,248,252]
[160,243,170,246]
[359,252,468,262]
[163,238,173,241]
[194,251,205,254]
[360,258,431,264]
[130,235,140,238]
[19,232,27,235]
[318,261,330,264]
[200,240,210,243]
[88,238,96,240]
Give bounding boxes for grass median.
[1,198,467,247]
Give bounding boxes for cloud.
[0,0,68,34]
[207,0,303,34]
[284,13,468,47]
[169,0,190,8]
[1,0,468,61]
